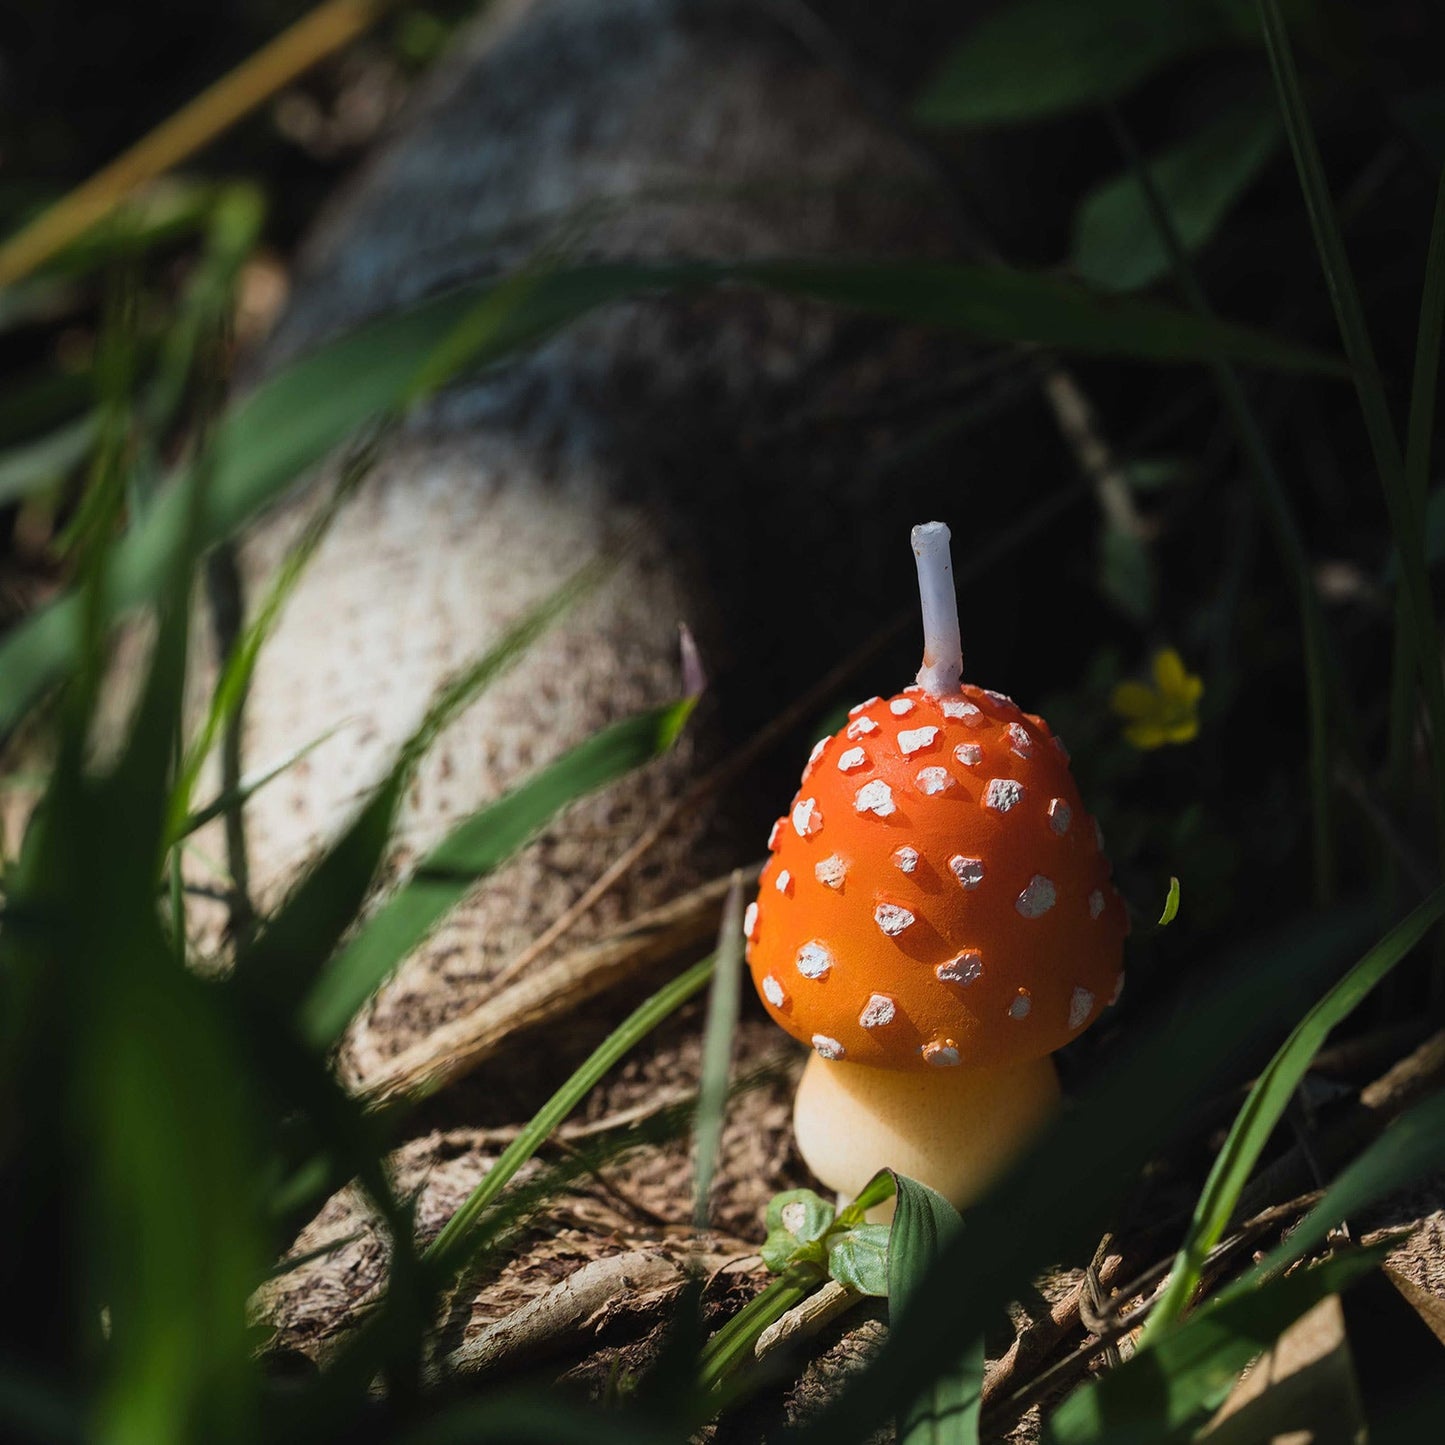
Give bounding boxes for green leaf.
[916,0,1233,129]
[1045,1248,1387,1444]
[1159,876,1182,926]
[300,697,694,1046]
[1145,885,1445,1338]
[1073,99,1283,291]
[741,260,1346,375]
[762,1188,838,1271]
[692,871,746,1228]
[1098,524,1154,623]
[0,415,95,506]
[423,955,715,1275]
[889,1175,979,1445]
[827,1225,891,1298]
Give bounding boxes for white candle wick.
[911,521,962,696]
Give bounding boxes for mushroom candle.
[745,522,1127,1210]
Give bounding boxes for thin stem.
[911,521,963,695]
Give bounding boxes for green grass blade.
[173,723,346,843]
[300,697,696,1047]
[915,0,1231,129]
[237,554,612,1014]
[741,260,1346,374]
[691,871,746,1229]
[890,1176,979,1445]
[1144,885,1445,1338]
[0,414,95,506]
[424,954,715,1275]
[1045,1247,1388,1445]
[1072,98,1282,292]
[1230,1086,1445,1291]
[1258,0,1445,871]
[782,903,1377,1445]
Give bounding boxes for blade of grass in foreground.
[1144,884,1445,1338]
[1258,0,1445,875]
[300,697,697,1047]
[691,871,746,1228]
[424,953,714,1275]
[1044,1246,1388,1445]
[890,1176,979,1445]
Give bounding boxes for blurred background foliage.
[4,0,1445,1441]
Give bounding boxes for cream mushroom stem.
[912,520,963,697]
[793,1051,1061,1221]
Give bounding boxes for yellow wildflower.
[1111,648,1202,749]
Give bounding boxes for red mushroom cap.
[746,684,1126,1073]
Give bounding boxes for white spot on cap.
[1008,722,1033,757]
[859,993,896,1028]
[1109,972,1125,1006]
[1016,875,1057,918]
[954,743,982,767]
[796,941,833,979]
[1068,987,1094,1030]
[1048,799,1072,836]
[916,766,953,795]
[874,902,916,937]
[985,689,1016,708]
[849,697,881,717]
[815,854,848,889]
[985,778,1024,812]
[762,975,786,1008]
[767,819,784,851]
[1009,991,1033,1020]
[889,697,916,716]
[812,1034,846,1060]
[846,715,879,738]
[948,855,985,890]
[854,780,896,817]
[1052,734,1071,761]
[937,950,982,985]
[940,697,980,721]
[837,746,867,772]
[923,1040,961,1067]
[807,737,829,768]
[744,902,758,940]
[775,869,793,895]
[892,845,919,874]
[898,726,939,756]
[1093,817,1106,851]
[792,797,822,837]
[1088,889,1105,920]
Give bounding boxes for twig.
[354,868,759,1108]
[754,1279,861,1360]
[437,1249,706,1381]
